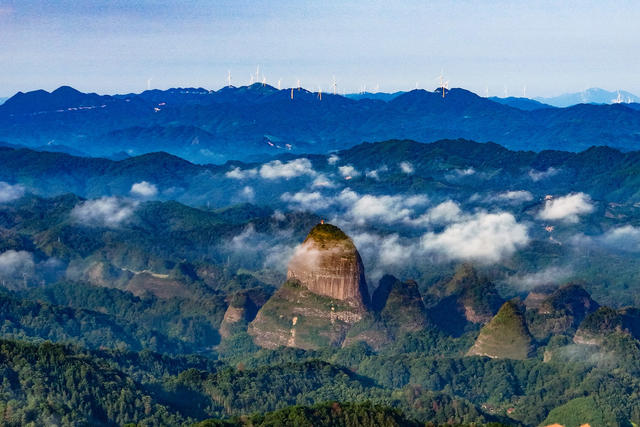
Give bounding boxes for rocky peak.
[574,306,640,345]
[467,300,535,360]
[539,283,599,319]
[427,264,504,336]
[286,223,370,308]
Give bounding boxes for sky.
[1,0,639,97]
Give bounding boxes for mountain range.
[3,85,640,163]
[535,87,640,107]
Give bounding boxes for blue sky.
[1,0,639,97]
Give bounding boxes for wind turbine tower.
[227,70,232,87]
[439,71,449,98]
[332,75,337,95]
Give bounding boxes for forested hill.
[2,84,640,162]
[6,138,640,205]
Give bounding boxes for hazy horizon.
[2,0,640,98]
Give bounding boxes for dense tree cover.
[1,309,640,426]
[0,290,190,354]
[20,281,229,352]
[194,402,422,427]
[0,339,184,426]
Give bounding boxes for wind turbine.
[297,79,301,90]
[227,70,232,87]
[332,75,337,95]
[318,87,322,100]
[262,76,266,87]
[277,79,282,90]
[438,71,449,98]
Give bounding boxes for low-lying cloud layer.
[0,181,25,202]
[529,167,559,181]
[71,197,138,227]
[421,212,530,263]
[504,266,574,291]
[130,181,158,197]
[539,192,594,223]
[399,161,414,174]
[226,158,317,180]
[0,250,34,279]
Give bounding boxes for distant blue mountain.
[2,84,640,163]
[535,88,640,108]
[488,96,552,111]
[345,91,405,102]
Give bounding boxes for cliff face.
[248,280,365,349]
[249,223,370,350]
[219,293,259,339]
[286,223,370,308]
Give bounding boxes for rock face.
[248,279,366,349]
[248,223,370,350]
[467,300,535,360]
[286,223,370,308]
[219,293,259,339]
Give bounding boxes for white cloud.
[327,154,340,165]
[281,191,328,211]
[0,182,25,202]
[366,170,380,180]
[493,190,533,203]
[399,161,415,174]
[350,232,419,282]
[353,232,414,268]
[505,266,574,291]
[538,193,594,223]
[259,158,316,179]
[421,212,529,263]
[338,189,428,226]
[529,167,559,182]
[130,181,158,197]
[365,165,388,180]
[416,200,463,225]
[599,226,640,251]
[445,167,479,181]
[240,186,255,201]
[226,167,258,179]
[227,224,297,271]
[0,250,34,278]
[71,197,138,227]
[338,165,360,178]
[272,210,286,221]
[311,174,336,188]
